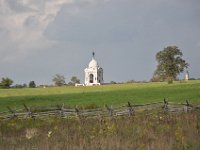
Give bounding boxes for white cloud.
[0,0,74,63]
[0,0,111,63]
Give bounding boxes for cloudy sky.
[0,0,199,85]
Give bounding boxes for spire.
[92,52,95,59]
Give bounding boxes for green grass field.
[0,80,200,111]
[0,81,200,150]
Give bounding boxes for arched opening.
[89,74,94,83]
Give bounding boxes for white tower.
[84,52,104,86]
[185,71,189,81]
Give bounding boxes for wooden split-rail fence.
[0,99,200,120]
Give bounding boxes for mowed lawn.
[0,80,199,111]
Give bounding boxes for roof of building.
[89,58,98,68]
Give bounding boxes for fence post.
[7,106,17,119]
[57,104,64,117]
[162,98,168,112]
[75,106,80,117]
[105,105,113,117]
[127,101,135,116]
[23,104,34,118]
[184,100,191,112]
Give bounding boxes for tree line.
[0,76,80,89]
[52,75,80,86]
[0,79,37,89]
[0,45,191,88]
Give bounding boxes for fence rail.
[0,99,200,120]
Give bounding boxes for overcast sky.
[0,0,200,85]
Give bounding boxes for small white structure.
[84,52,104,86]
[185,71,189,81]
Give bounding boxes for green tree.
[150,74,161,82]
[110,81,117,84]
[154,46,189,83]
[29,81,36,88]
[70,76,80,85]
[13,83,27,88]
[52,74,66,86]
[0,77,13,88]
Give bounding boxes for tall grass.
[0,110,200,150]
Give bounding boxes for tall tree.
[154,46,189,83]
[52,74,66,86]
[29,81,36,88]
[70,76,80,84]
[0,77,13,88]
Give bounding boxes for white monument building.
[185,70,189,81]
[84,52,104,86]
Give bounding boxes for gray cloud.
[5,0,33,13]
[0,0,200,84]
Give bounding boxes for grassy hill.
[0,80,199,111]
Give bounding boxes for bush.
[12,84,27,88]
[0,77,13,88]
[29,81,36,88]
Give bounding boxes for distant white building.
[84,52,104,86]
[185,71,189,81]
